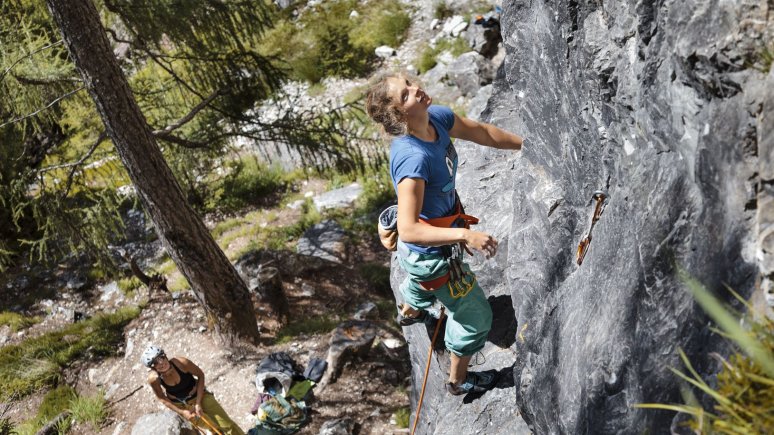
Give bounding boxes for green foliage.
[275,315,339,345]
[393,407,410,428]
[416,38,471,73]
[751,44,774,74]
[259,0,410,82]
[37,386,75,428]
[117,276,143,295]
[358,263,391,295]
[0,418,15,435]
[326,163,395,234]
[265,200,321,250]
[68,390,109,431]
[14,386,75,435]
[204,158,296,213]
[0,312,40,332]
[637,278,774,433]
[0,306,140,401]
[0,0,384,278]
[0,399,16,435]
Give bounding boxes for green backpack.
[248,395,308,435]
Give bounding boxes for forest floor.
[2,174,411,435]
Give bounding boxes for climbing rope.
[411,306,446,435]
[185,404,223,435]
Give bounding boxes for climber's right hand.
[463,229,498,259]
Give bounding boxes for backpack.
[248,395,308,435]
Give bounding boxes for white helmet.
[141,345,165,367]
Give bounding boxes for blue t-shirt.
[390,105,458,255]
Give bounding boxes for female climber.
[366,73,523,395]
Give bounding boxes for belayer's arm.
[449,113,523,150]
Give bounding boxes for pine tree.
[44,0,262,346]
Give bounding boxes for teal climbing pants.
[398,247,492,356]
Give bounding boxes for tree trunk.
[45,0,260,347]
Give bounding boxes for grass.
[69,390,109,431]
[359,263,391,295]
[0,312,40,332]
[258,0,410,82]
[636,275,774,433]
[433,1,455,20]
[264,200,321,251]
[0,306,141,402]
[13,387,109,435]
[116,276,142,295]
[204,157,301,213]
[15,385,75,435]
[394,406,410,428]
[416,37,471,73]
[275,315,339,345]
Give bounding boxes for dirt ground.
[2,191,411,434]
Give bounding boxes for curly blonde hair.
[365,72,410,136]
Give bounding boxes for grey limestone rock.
[312,183,363,211]
[297,220,348,263]
[446,51,495,97]
[393,1,773,434]
[131,411,195,435]
[318,418,356,435]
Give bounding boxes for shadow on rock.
[461,369,502,404]
[487,294,517,348]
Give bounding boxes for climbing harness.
[576,190,608,266]
[411,306,446,435]
[418,192,479,229]
[417,193,479,298]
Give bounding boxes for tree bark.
[45,0,260,347]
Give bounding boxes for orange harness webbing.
[418,198,479,229]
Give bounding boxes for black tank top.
[159,361,197,401]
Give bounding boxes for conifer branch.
[152,88,224,136]
[0,40,64,82]
[38,132,107,174]
[0,86,85,128]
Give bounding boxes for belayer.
[366,73,523,395]
[141,345,245,434]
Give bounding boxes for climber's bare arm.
[449,113,523,150]
[397,178,497,257]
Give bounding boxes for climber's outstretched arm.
[449,113,523,150]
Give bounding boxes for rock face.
[393,1,773,434]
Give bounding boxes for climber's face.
[151,355,170,372]
[386,76,431,119]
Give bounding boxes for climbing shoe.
[396,309,428,326]
[446,371,498,396]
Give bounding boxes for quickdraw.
[443,243,475,298]
[576,190,608,266]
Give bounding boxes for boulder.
[131,411,195,435]
[312,183,363,211]
[318,418,356,435]
[375,45,397,58]
[441,15,466,37]
[320,320,377,385]
[352,301,378,320]
[465,20,502,58]
[297,220,348,264]
[446,51,494,96]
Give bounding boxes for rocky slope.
[394,1,773,434]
